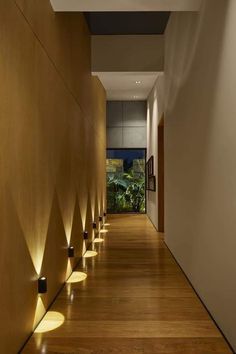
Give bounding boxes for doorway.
[106,148,146,213]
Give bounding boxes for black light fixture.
[83,231,88,240]
[103,212,106,217]
[38,277,47,294]
[68,246,74,258]
[99,216,102,222]
[93,222,97,229]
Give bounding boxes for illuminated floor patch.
[93,238,104,243]
[99,229,108,234]
[83,250,98,258]
[103,223,111,227]
[35,311,64,333]
[66,271,87,283]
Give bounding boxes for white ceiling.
[50,0,202,12]
[93,72,161,101]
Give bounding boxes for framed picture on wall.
[145,162,149,180]
[148,156,154,176]
[147,175,156,191]
[146,156,156,191]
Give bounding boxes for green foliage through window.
[107,169,145,213]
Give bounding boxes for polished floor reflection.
[22,214,232,353]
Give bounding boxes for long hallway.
[23,215,232,353]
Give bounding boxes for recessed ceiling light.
[135,81,141,84]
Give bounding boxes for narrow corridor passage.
[23,215,232,353]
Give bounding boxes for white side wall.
[165,0,236,350]
[147,74,164,230]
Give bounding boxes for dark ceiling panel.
[84,12,170,35]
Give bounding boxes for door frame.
[158,116,164,232]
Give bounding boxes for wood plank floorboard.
[22,214,232,353]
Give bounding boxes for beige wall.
[0,1,106,353]
[50,0,202,12]
[147,74,164,230]
[92,35,164,72]
[165,0,236,350]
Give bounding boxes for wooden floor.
[22,214,232,353]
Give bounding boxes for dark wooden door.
[158,119,164,232]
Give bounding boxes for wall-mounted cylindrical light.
[68,246,74,258]
[103,212,106,217]
[38,277,47,294]
[99,216,102,222]
[83,231,88,240]
[93,222,97,229]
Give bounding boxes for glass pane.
[106,149,146,213]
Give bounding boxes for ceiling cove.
[84,12,170,35]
